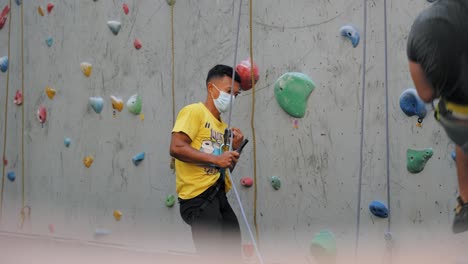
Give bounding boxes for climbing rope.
[20,0,28,228]
[226,1,264,264]
[248,0,260,246]
[0,0,13,220]
[355,0,368,257]
[171,3,175,125]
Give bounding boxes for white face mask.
[211,83,234,113]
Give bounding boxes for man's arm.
[170,132,239,168]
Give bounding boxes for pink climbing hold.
[236,58,259,91]
[123,3,129,15]
[243,243,254,258]
[240,177,253,187]
[14,90,23,105]
[37,106,47,124]
[134,38,142,50]
[0,5,10,30]
[47,3,54,13]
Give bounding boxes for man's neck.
[204,99,221,121]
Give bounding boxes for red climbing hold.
[123,3,129,15]
[47,3,54,13]
[3,156,7,166]
[243,243,254,258]
[134,38,142,50]
[240,177,253,187]
[236,58,259,91]
[0,5,10,30]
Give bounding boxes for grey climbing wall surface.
[0,0,466,263]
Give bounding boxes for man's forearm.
[171,145,217,166]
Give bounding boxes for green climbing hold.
[166,0,175,6]
[126,94,142,115]
[165,194,175,207]
[407,148,433,173]
[274,72,316,118]
[270,176,281,190]
[310,230,337,263]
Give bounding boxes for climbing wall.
[0,0,467,263]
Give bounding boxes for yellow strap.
[446,101,468,116]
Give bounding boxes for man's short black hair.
[206,64,241,86]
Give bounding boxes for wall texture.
[0,0,466,263]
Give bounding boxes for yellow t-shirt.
[172,102,232,199]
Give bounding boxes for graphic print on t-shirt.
[199,123,224,175]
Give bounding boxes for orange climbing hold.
[83,156,94,168]
[45,86,56,99]
[38,6,44,16]
[80,62,92,77]
[113,210,122,221]
[110,95,124,112]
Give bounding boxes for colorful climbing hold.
[134,38,142,50]
[64,137,71,147]
[110,95,124,112]
[14,90,23,105]
[0,5,10,30]
[107,20,121,35]
[94,228,111,236]
[15,0,21,6]
[407,148,433,173]
[166,0,176,6]
[293,119,299,129]
[384,231,393,241]
[236,58,259,91]
[310,230,337,260]
[80,62,92,77]
[38,6,45,16]
[369,200,389,218]
[48,224,55,233]
[3,157,7,166]
[126,94,142,115]
[89,97,104,114]
[132,152,145,166]
[140,113,145,121]
[83,156,94,168]
[47,3,54,13]
[122,3,129,15]
[46,37,53,47]
[274,72,316,118]
[240,177,253,187]
[0,56,8,72]
[399,88,427,119]
[452,150,456,161]
[37,106,47,124]
[340,25,360,48]
[270,176,281,190]
[242,243,254,258]
[45,86,56,99]
[165,194,175,207]
[113,210,122,221]
[7,171,15,182]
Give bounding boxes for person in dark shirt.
[407,0,468,233]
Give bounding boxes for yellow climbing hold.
[45,86,56,99]
[140,113,144,120]
[110,95,124,112]
[113,210,122,221]
[38,6,44,16]
[83,156,94,168]
[80,62,92,77]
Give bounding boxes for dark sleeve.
[406,6,464,94]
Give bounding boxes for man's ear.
[408,60,435,102]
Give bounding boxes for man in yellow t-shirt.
[170,64,245,262]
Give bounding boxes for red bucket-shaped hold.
[236,58,259,91]
[240,177,253,187]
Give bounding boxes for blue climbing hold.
[46,37,53,47]
[340,25,360,48]
[7,171,15,182]
[64,137,71,147]
[89,97,104,114]
[452,150,456,161]
[15,0,21,5]
[369,200,388,218]
[0,56,8,72]
[399,88,427,118]
[132,152,145,166]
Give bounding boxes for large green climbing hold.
[407,148,433,173]
[274,72,316,118]
[126,94,142,115]
[310,230,337,262]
